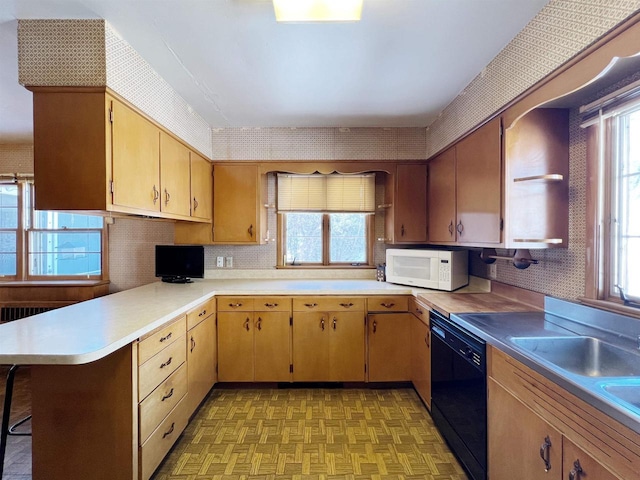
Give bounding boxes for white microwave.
[385,248,469,291]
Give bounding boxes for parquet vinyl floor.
[152,388,468,480]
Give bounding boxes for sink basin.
[511,336,640,377]
[602,384,640,410]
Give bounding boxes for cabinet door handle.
[162,422,175,439]
[160,357,173,369]
[152,185,159,204]
[425,332,430,347]
[304,303,318,308]
[198,309,207,317]
[456,221,464,235]
[320,318,325,330]
[244,318,250,331]
[193,197,198,211]
[248,224,254,237]
[339,302,354,308]
[539,436,552,472]
[161,388,174,402]
[380,302,395,308]
[190,335,196,353]
[164,188,171,205]
[568,459,583,480]
[264,303,278,308]
[159,332,172,343]
[372,320,377,333]
[333,317,337,330]
[415,308,423,315]
[401,224,405,236]
[448,221,454,236]
[229,303,243,308]
[256,317,262,331]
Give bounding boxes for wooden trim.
[322,213,330,264]
[585,124,601,299]
[254,161,405,175]
[578,297,640,319]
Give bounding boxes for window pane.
[33,211,103,229]
[0,253,16,276]
[28,231,102,276]
[285,213,322,263]
[329,213,367,263]
[0,185,18,207]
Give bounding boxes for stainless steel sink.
[602,383,640,410]
[510,336,640,377]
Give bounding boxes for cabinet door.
[159,132,191,217]
[217,312,254,381]
[254,311,291,382]
[563,438,618,480]
[394,164,428,243]
[186,314,216,414]
[329,311,365,382]
[456,116,502,244]
[428,148,457,243]
[293,312,330,381]
[190,152,213,221]
[213,164,259,243]
[411,316,431,408]
[111,98,161,212]
[368,313,411,382]
[488,377,562,480]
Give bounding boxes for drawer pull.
[339,302,354,308]
[190,336,196,353]
[539,436,552,472]
[381,302,395,308]
[160,357,173,369]
[161,388,174,402]
[162,422,175,439]
[304,303,318,308]
[244,318,250,331]
[229,302,243,308]
[568,459,583,480]
[257,317,262,330]
[159,332,172,343]
[415,308,423,315]
[372,320,377,333]
[264,303,278,308]
[198,309,207,317]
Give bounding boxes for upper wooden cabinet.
[382,163,428,244]
[455,116,503,245]
[213,164,267,244]
[427,148,457,244]
[504,108,569,249]
[190,152,213,221]
[31,89,210,223]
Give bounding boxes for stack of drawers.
[138,316,189,480]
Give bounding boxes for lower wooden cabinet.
[186,314,216,413]
[367,313,411,381]
[293,311,365,382]
[218,311,255,381]
[410,314,431,407]
[563,438,618,480]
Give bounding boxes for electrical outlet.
[488,263,497,279]
[216,256,224,268]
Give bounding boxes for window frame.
[277,212,374,267]
[0,182,108,282]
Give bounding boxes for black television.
[155,245,205,283]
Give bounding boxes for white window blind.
[277,174,375,212]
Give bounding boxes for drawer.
[138,316,186,366]
[367,296,409,312]
[139,363,188,444]
[217,296,254,312]
[186,297,216,330]
[253,296,291,312]
[409,297,430,325]
[292,297,365,312]
[139,397,189,480]
[139,335,186,401]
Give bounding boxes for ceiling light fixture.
[273,0,363,22]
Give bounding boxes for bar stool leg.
[0,365,20,479]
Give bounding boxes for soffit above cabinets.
[0,0,549,142]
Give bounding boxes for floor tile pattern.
[153,388,467,480]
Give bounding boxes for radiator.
[0,306,58,323]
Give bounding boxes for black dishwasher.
[430,309,487,480]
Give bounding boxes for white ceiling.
[0,0,550,143]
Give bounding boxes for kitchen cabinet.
[185,300,216,414]
[190,152,213,221]
[488,377,562,480]
[504,108,569,249]
[563,438,618,480]
[455,116,503,245]
[213,164,267,244]
[217,297,291,382]
[427,147,457,244]
[292,297,365,382]
[31,89,210,222]
[367,313,411,381]
[381,163,428,244]
[409,297,431,408]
